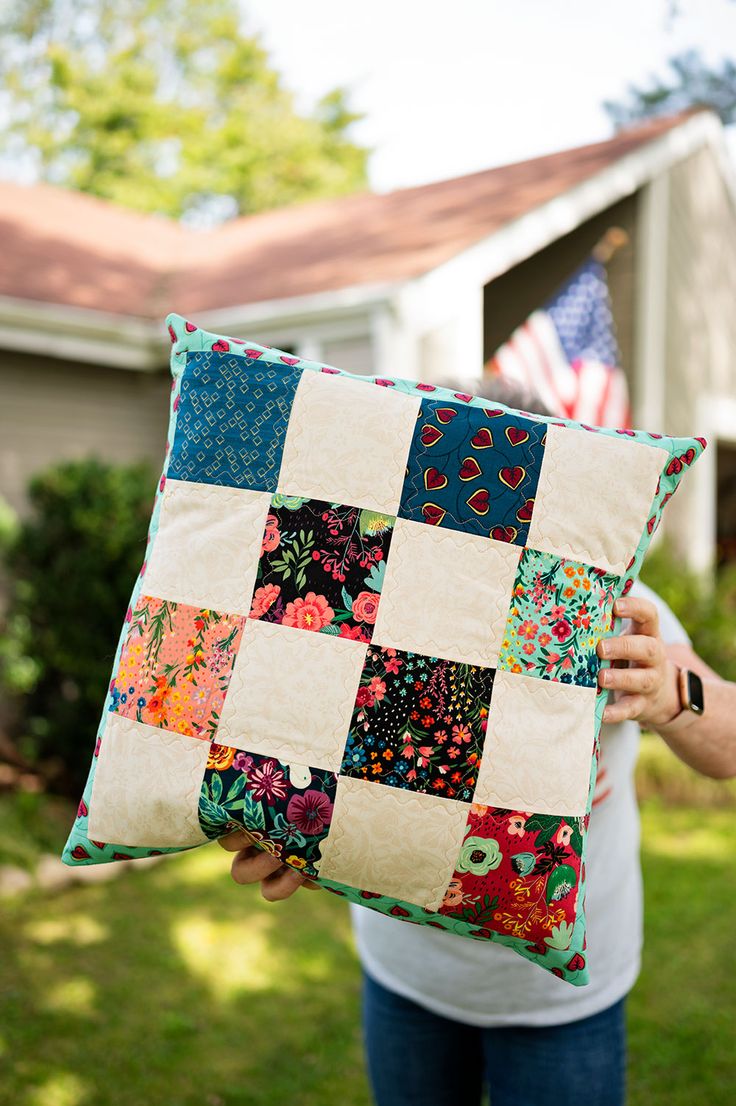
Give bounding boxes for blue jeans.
[360,967,627,1106]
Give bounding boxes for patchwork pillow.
[61,311,705,986]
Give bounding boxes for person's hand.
[217,827,321,900]
[596,595,681,727]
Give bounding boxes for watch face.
[686,670,705,714]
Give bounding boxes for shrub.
[1,457,157,792]
[640,542,736,682]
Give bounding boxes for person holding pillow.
[219,377,736,1106]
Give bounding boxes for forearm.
[650,675,736,780]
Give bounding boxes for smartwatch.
[676,666,705,717]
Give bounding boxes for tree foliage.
[603,47,736,129]
[641,542,736,683]
[0,0,370,221]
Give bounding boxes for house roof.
[0,106,713,322]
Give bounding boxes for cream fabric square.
[276,370,421,513]
[87,714,210,847]
[473,670,597,817]
[318,776,470,910]
[215,619,367,770]
[143,479,272,614]
[372,518,521,665]
[526,424,668,575]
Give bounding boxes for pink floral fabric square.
[110,594,246,741]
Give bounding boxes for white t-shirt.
[349,580,690,1027]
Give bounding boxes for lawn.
[0,793,733,1106]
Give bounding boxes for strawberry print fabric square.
[371,518,521,665]
[340,644,494,801]
[249,494,395,643]
[168,350,302,491]
[142,479,271,615]
[110,595,246,741]
[198,744,338,878]
[277,370,422,514]
[399,401,546,541]
[527,423,669,575]
[87,714,210,848]
[498,549,618,687]
[437,802,585,951]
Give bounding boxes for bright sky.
[241,0,736,191]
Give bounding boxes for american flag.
[486,256,632,429]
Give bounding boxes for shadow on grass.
[1,801,734,1106]
[0,844,373,1106]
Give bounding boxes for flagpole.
[592,226,630,264]
[484,233,633,428]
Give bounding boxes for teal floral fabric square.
[498,549,618,687]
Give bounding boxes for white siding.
[656,146,736,569]
[320,335,374,375]
[0,353,171,518]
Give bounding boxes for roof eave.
[0,279,400,369]
[187,279,401,343]
[405,109,731,311]
[0,295,163,369]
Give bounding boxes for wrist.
[654,702,700,737]
[648,659,684,729]
[651,662,701,735]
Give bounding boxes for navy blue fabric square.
[168,351,303,491]
[399,401,546,543]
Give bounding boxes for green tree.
[603,47,736,129]
[0,0,370,222]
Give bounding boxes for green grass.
[0,790,75,872]
[636,731,736,807]
[629,800,736,1105]
[0,794,733,1105]
[0,843,371,1106]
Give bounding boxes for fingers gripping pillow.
[62,312,706,986]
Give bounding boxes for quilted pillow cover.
[62,311,705,986]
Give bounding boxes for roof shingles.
[0,109,704,319]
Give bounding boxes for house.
[1,106,734,570]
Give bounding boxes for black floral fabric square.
[340,644,495,802]
[199,743,338,878]
[250,494,396,644]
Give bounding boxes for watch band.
[662,665,705,725]
[678,666,705,715]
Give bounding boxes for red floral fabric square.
[438,802,586,950]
